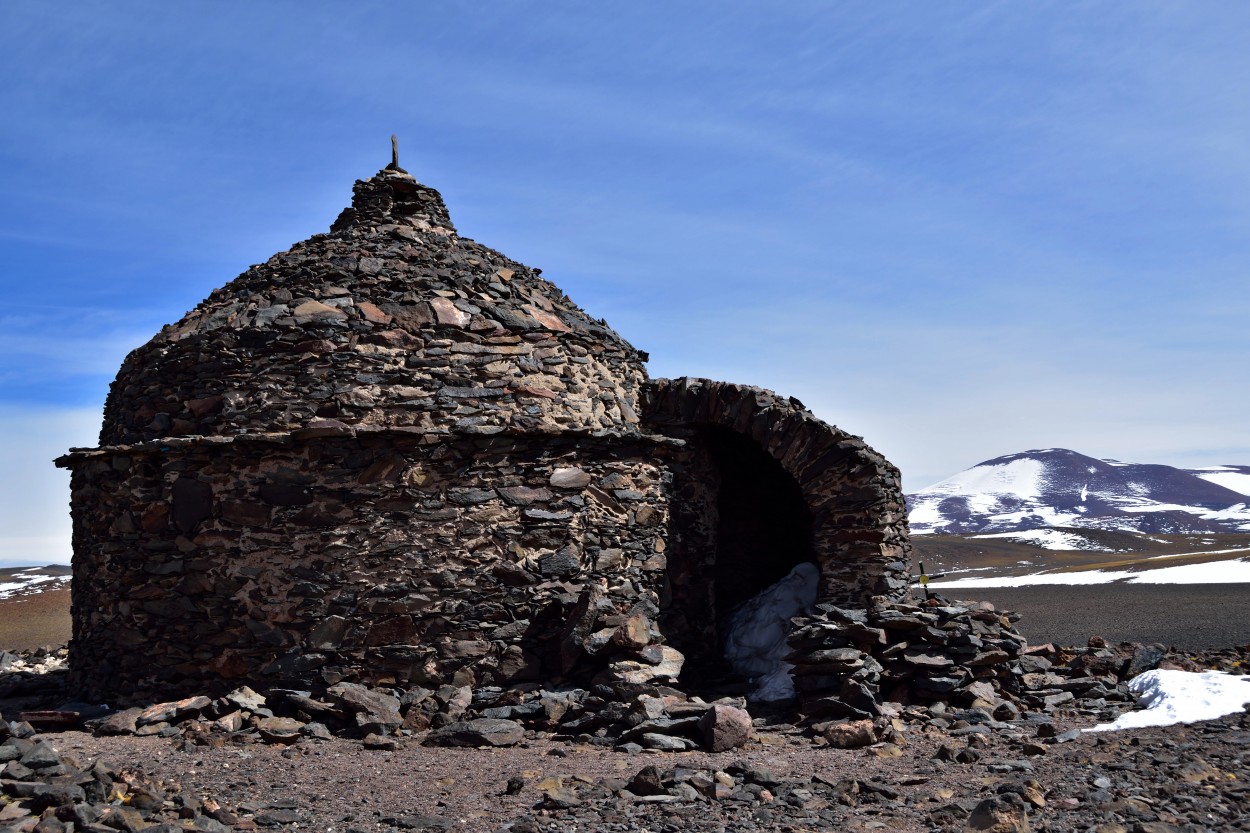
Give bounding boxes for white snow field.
[1189,466,1250,497]
[927,552,1250,588]
[0,569,68,600]
[968,529,1115,551]
[721,562,820,702]
[1089,669,1250,732]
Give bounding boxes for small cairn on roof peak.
[330,135,453,235]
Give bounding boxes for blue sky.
[3,2,1249,565]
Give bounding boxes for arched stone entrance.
[643,377,911,674]
[701,424,816,619]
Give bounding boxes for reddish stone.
[186,395,224,418]
[697,704,752,752]
[365,616,417,646]
[357,301,391,324]
[822,719,877,749]
[430,297,470,328]
[523,304,571,332]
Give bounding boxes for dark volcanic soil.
[966,583,1250,650]
[0,587,72,652]
[45,706,1250,832]
[5,586,1250,831]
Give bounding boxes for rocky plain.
[2,590,1250,833]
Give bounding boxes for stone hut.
[57,159,911,703]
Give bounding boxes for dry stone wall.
[643,377,912,607]
[61,426,682,702]
[61,161,923,712]
[100,168,647,446]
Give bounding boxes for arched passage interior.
[662,424,816,681]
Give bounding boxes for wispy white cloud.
[0,313,153,407]
[2,1,1249,505]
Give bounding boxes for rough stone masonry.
[56,156,913,705]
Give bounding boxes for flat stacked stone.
[100,166,647,445]
[786,595,1031,718]
[63,164,671,701]
[58,156,918,714]
[644,377,911,608]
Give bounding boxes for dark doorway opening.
[703,425,816,625]
[663,424,817,689]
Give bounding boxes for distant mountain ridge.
[0,564,71,601]
[908,448,1250,537]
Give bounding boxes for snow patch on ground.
[1144,546,1250,560]
[1088,669,1250,731]
[969,529,1113,551]
[722,562,820,702]
[1192,469,1250,497]
[0,572,66,600]
[923,458,1046,503]
[905,500,947,531]
[936,566,997,575]
[928,554,1250,588]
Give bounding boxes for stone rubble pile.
[780,594,1191,737]
[0,651,67,703]
[4,639,1249,831]
[501,760,1025,832]
[494,699,1250,832]
[74,682,757,757]
[508,759,920,829]
[7,613,1236,761]
[0,715,234,833]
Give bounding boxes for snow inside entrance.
[660,421,820,685]
[722,562,820,702]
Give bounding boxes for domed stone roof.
[100,163,649,445]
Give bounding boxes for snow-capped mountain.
[908,449,1250,537]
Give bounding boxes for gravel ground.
[6,586,1250,831]
[948,583,1250,650]
[44,705,1250,832]
[0,588,71,652]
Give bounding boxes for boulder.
[225,685,267,712]
[256,716,304,745]
[326,682,403,732]
[424,718,525,748]
[609,645,685,685]
[697,704,752,752]
[964,793,1030,832]
[822,719,877,749]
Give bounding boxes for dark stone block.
[365,616,417,647]
[447,488,496,505]
[261,653,326,676]
[171,476,213,533]
[539,549,580,577]
[220,500,271,526]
